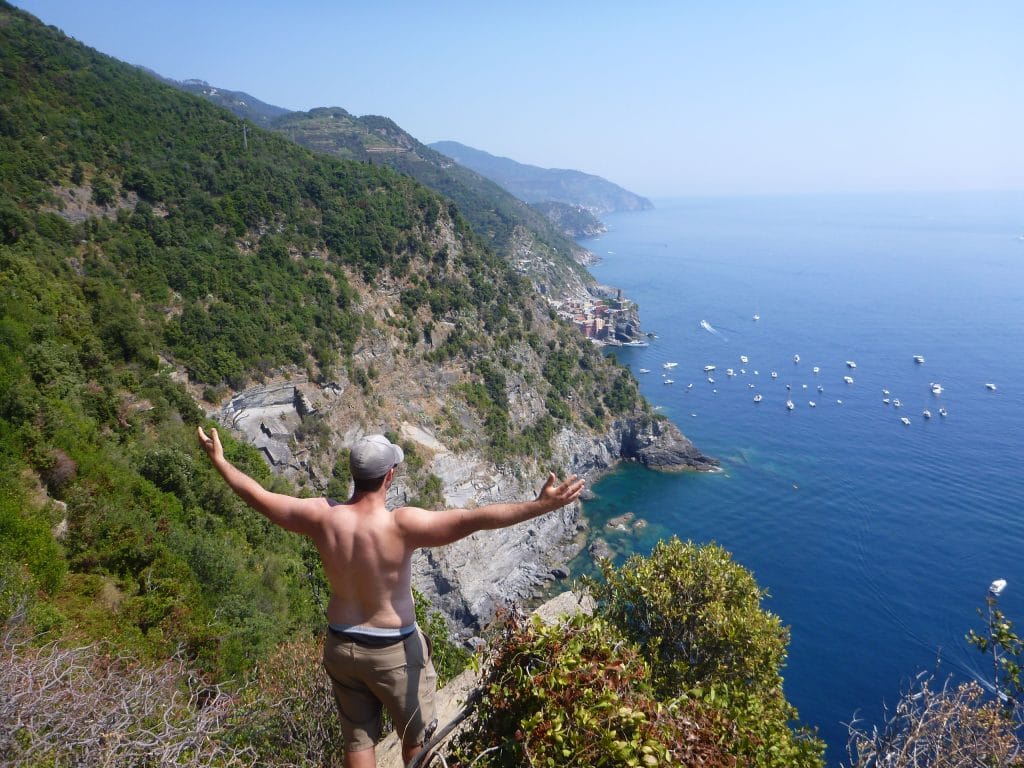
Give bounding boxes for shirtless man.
[197,427,584,768]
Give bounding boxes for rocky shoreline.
[212,380,716,634]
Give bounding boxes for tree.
[588,537,824,768]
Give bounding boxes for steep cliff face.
[212,371,715,631]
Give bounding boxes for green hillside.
[268,109,597,293]
[0,0,644,675]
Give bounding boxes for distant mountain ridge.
[430,140,654,214]
[140,69,292,126]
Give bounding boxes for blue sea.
[575,191,1024,765]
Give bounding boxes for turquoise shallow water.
[573,192,1024,764]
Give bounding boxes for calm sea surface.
[574,192,1024,765]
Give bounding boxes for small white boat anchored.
[770,371,779,379]
[913,355,925,364]
[990,579,1008,597]
[793,354,801,363]
[703,364,716,372]
[753,393,762,403]
[808,401,816,407]
[939,407,948,417]
[892,399,902,408]
[923,409,932,419]
[844,376,855,384]
[786,399,795,411]
[931,383,943,395]
[687,383,694,389]
[726,368,735,377]
[900,416,911,426]
[663,362,678,369]
[664,379,674,385]
[812,366,820,374]
[882,388,890,395]
[638,368,650,374]
[882,398,891,405]
[707,377,715,384]
[817,385,824,392]
[740,355,749,364]
[986,383,998,391]
[753,314,760,321]
[846,361,857,369]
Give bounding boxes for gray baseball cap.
[349,434,404,480]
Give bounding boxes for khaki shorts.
[322,627,437,752]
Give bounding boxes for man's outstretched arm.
[197,426,320,535]
[396,472,584,548]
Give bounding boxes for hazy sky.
[14,0,1023,197]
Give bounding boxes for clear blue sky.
[14,0,1023,197]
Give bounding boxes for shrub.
[447,611,732,767]
[589,537,824,768]
[845,674,1021,768]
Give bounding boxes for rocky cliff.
[212,376,715,632]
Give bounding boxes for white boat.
[930,383,943,395]
[703,365,716,372]
[793,354,801,363]
[939,407,948,417]
[638,368,650,374]
[623,340,650,347]
[892,399,902,408]
[785,384,791,390]
[808,401,816,407]
[753,393,762,403]
[664,379,674,384]
[726,368,735,377]
[753,314,760,321]
[923,409,932,419]
[900,416,911,426]
[846,361,857,369]
[913,355,925,364]
[663,362,678,369]
[986,383,998,391]
[882,388,890,395]
[882,398,890,405]
[786,399,795,411]
[740,368,746,374]
[812,366,820,374]
[740,355,749,364]
[817,385,824,392]
[770,371,778,379]
[707,377,715,384]
[836,399,843,404]
[990,579,1007,596]
[687,383,693,389]
[844,376,854,384]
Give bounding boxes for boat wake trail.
[699,319,728,341]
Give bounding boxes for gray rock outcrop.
[212,380,715,633]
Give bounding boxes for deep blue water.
[574,192,1024,765]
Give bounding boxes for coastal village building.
[550,288,644,346]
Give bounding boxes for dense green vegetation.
[449,539,825,767]
[268,109,595,290]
